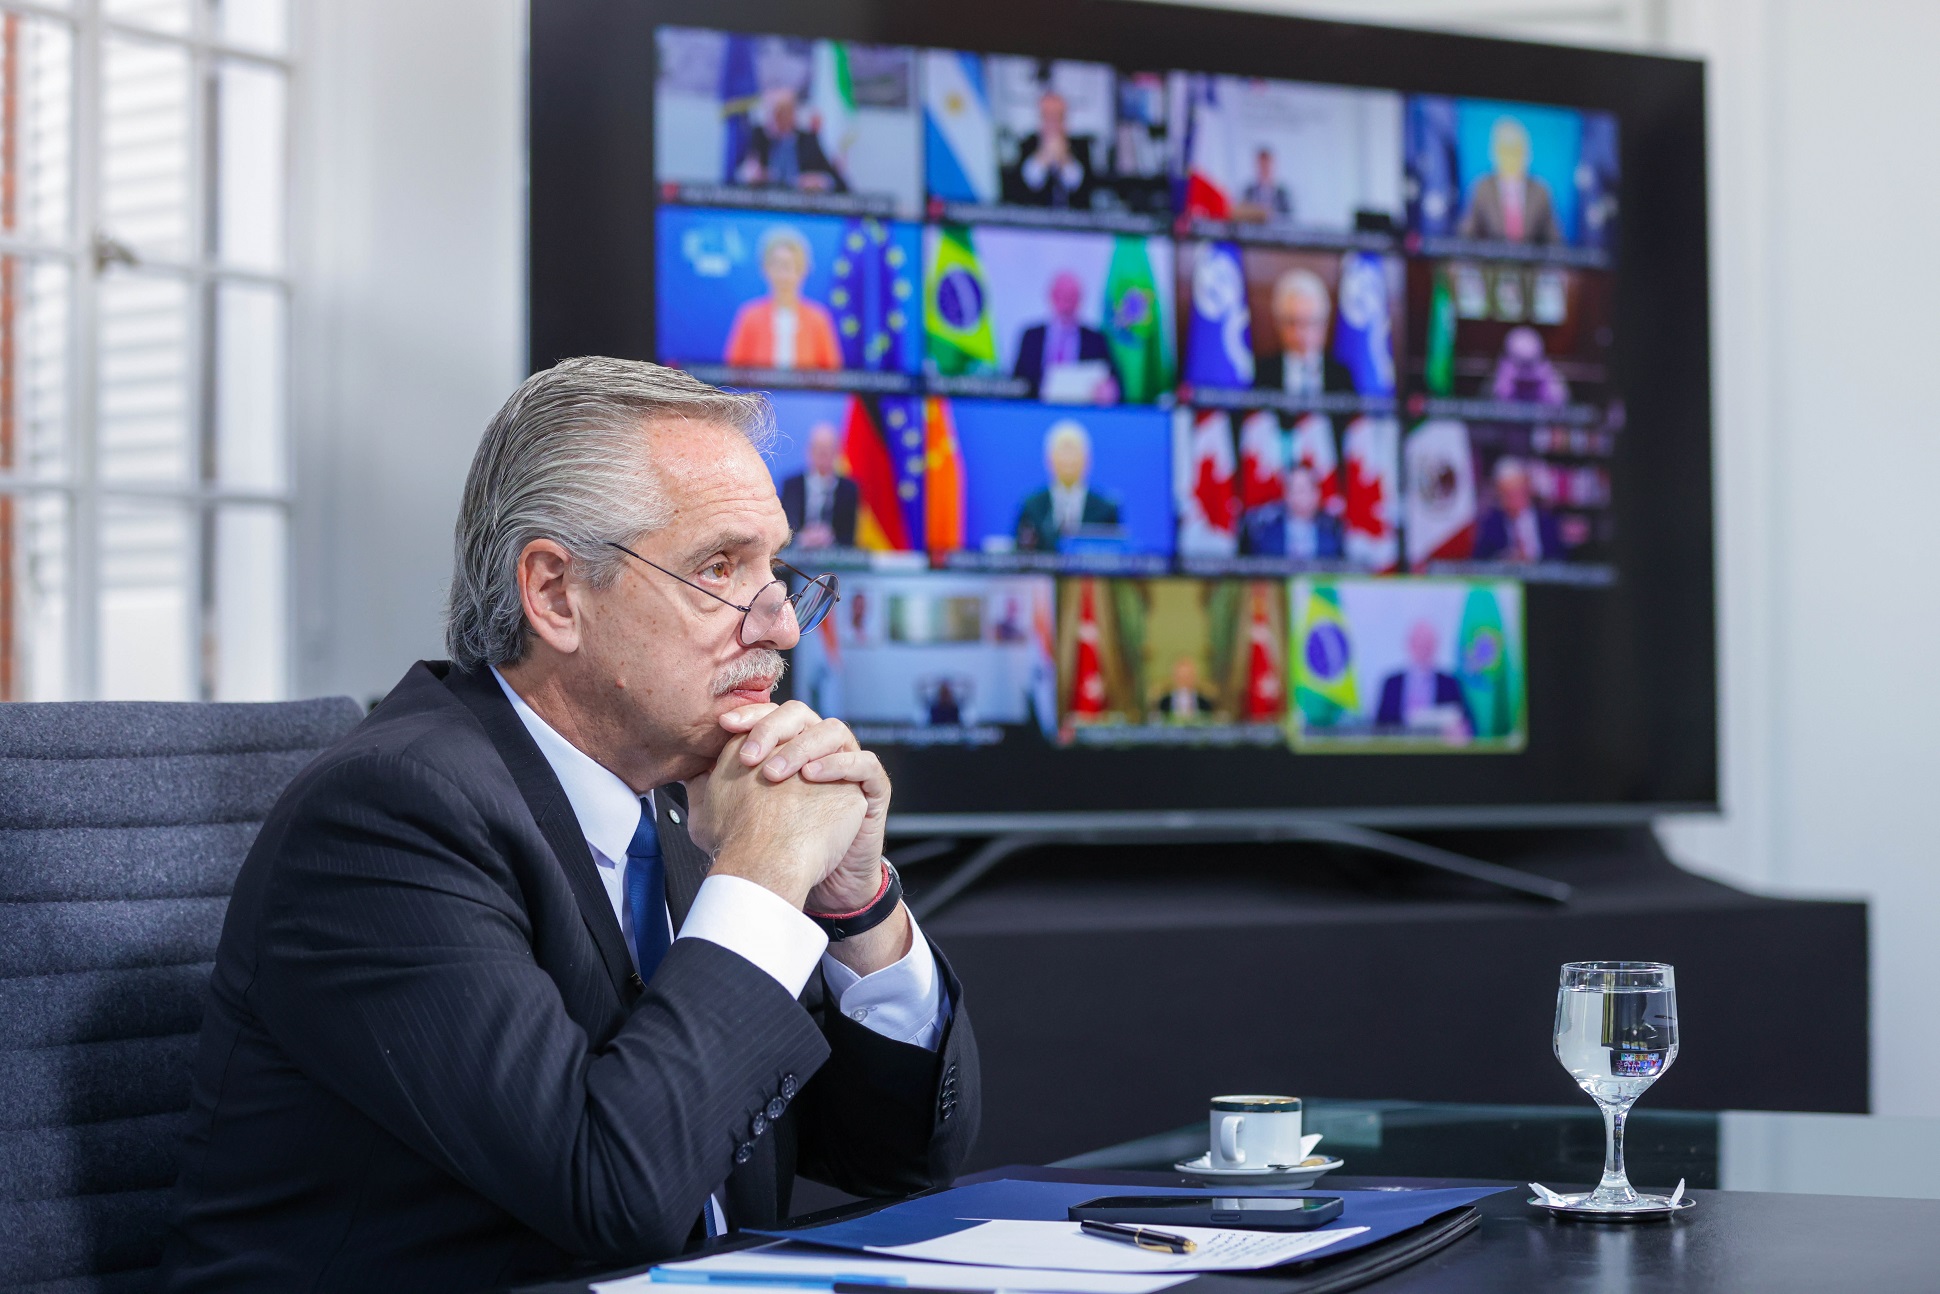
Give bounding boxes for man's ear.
[516,539,582,656]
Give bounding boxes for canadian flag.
[1288,413,1341,514]
[1069,580,1108,718]
[1243,582,1285,721]
[1403,419,1478,569]
[1342,416,1400,572]
[1238,410,1285,511]
[1175,408,1238,558]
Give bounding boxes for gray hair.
[445,356,774,669]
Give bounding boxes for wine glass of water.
[1553,961,1679,1208]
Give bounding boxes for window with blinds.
[0,0,288,701]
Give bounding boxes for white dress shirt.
[1050,482,1090,534]
[491,670,950,1236]
[490,668,949,1049]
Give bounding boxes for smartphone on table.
[1068,1195,1345,1230]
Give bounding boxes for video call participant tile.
[923,50,1172,232]
[923,223,1175,405]
[1402,419,1617,585]
[936,399,1175,576]
[654,28,923,220]
[1404,95,1619,267]
[657,207,923,392]
[1178,241,1403,417]
[1168,72,1403,247]
[1403,258,1616,426]
[1053,576,1290,746]
[1289,575,1527,752]
[785,570,1058,745]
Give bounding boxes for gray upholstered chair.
[0,697,364,1293]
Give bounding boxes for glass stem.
[1596,1100,1636,1203]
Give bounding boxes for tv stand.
[901,821,1571,920]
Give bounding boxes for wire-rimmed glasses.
[604,542,838,647]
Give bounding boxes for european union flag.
[718,35,759,184]
[830,219,915,372]
[1578,111,1620,252]
[1331,251,1396,397]
[879,395,927,547]
[1405,96,1460,236]
[1182,242,1253,389]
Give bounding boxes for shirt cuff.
[820,913,952,1051]
[676,874,828,1000]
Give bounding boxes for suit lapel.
[444,664,637,998]
[653,783,711,929]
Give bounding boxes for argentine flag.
[923,50,998,205]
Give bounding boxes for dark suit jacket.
[1473,506,1564,563]
[1000,134,1094,208]
[740,127,847,192]
[1253,351,1356,396]
[1456,174,1562,245]
[1014,487,1121,552]
[780,473,860,548]
[1375,670,1474,733]
[160,662,978,1293]
[1242,506,1343,559]
[1012,324,1120,401]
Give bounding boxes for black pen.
[1078,1218,1198,1255]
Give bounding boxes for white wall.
[290,0,1940,1111]
[291,0,526,704]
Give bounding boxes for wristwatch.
[805,860,903,942]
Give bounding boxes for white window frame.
[0,0,293,700]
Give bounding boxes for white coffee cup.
[1210,1095,1304,1169]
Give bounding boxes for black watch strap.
[808,861,902,942]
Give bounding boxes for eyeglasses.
[604,542,839,647]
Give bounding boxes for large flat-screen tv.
[529,0,1714,832]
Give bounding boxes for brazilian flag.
[1293,584,1358,728]
[924,225,996,376]
[1103,236,1174,403]
[1424,268,1456,396]
[1456,586,1522,741]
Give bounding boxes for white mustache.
[712,649,788,696]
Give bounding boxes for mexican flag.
[810,41,857,188]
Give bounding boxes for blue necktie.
[624,800,671,984]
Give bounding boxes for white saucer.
[1174,1153,1345,1187]
[1528,1192,1696,1222]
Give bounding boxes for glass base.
[1529,1191,1695,1221]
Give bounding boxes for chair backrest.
[0,697,365,1293]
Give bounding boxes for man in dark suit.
[1374,618,1474,738]
[1014,419,1121,552]
[1012,271,1120,403]
[161,358,977,1292]
[735,88,847,193]
[1154,656,1216,722]
[1001,90,1094,209]
[1254,268,1355,397]
[1472,456,1564,563]
[1456,116,1562,245]
[779,422,859,548]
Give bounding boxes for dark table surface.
[517,1100,1940,1294]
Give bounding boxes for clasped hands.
[684,700,888,918]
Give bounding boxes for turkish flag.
[1243,583,1285,721]
[1070,580,1108,717]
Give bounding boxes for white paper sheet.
[869,1220,1370,1273]
[620,1245,1191,1294]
